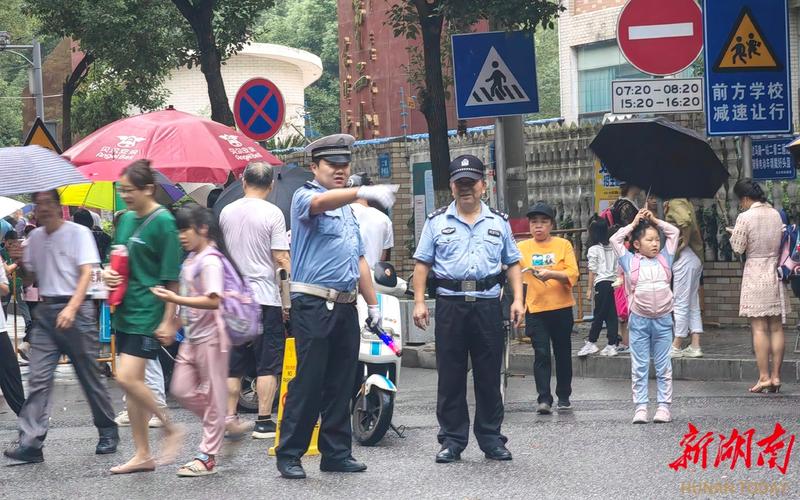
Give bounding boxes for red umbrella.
[63,107,283,183]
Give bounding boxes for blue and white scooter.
[353,262,407,446]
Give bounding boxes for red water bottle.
[108,245,129,307]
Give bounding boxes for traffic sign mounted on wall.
[616,0,703,76]
[233,78,285,141]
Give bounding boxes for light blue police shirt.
[413,201,521,298]
[290,180,365,292]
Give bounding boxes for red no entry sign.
[617,0,703,76]
[234,78,285,141]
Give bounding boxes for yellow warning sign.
[268,337,320,457]
[23,117,62,153]
[715,7,781,72]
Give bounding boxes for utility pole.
[0,33,44,121]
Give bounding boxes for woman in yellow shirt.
[517,202,579,415]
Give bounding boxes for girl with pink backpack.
[151,204,235,477]
[610,208,679,425]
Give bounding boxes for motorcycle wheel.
[237,375,259,414]
[352,388,394,446]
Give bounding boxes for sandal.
[177,453,217,477]
[749,381,774,393]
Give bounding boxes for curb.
[401,345,800,382]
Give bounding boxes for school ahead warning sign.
[714,7,781,71]
[703,0,792,136]
[452,31,539,119]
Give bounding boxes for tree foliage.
[527,25,560,120]
[255,0,340,136]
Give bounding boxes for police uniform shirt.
[413,201,521,299]
[290,180,365,292]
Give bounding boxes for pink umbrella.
[63,107,283,184]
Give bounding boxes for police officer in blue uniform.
[276,134,398,479]
[412,155,525,464]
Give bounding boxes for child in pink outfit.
[151,204,229,477]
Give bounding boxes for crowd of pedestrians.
[0,133,793,477]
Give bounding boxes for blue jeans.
[629,313,673,406]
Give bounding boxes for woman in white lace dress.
[728,179,785,394]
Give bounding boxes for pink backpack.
[629,253,672,289]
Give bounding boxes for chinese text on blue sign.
[451,31,539,120]
[703,0,792,136]
[751,138,796,180]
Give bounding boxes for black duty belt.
[430,274,504,292]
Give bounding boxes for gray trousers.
[18,301,117,450]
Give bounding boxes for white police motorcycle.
[352,262,408,446]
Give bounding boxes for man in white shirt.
[220,162,291,439]
[347,173,394,269]
[4,190,118,465]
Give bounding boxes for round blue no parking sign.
[233,78,286,141]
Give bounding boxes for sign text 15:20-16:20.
[612,78,704,114]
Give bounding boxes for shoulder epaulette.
[427,206,448,219]
[303,181,317,189]
[489,207,509,220]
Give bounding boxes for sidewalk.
[403,322,800,383]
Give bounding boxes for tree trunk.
[415,1,450,192]
[171,0,235,126]
[61,52,94,149]
[196,30,235,126]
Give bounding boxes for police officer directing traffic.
[275,134,398,479]
[412,155,525,464]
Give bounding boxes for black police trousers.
[276,295,360,461]
[435,296,506,452]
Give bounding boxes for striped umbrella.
[0,145,87,196]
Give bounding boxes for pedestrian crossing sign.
[452,31,539,119]
[714,7,781,71]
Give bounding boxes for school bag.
[618,254,672,314]
[777,221,800,283]
[197,248,262,346]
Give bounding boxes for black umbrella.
[589,117,729,199]
[213,164,314,229]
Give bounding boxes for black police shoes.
[96,427,119,455]
[320,456,367,473]
[4,444,44,464]
[277,458,307,479]
[484,445,513,461]
[435,447,462,463]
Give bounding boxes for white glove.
[357,184,399,209]
[366,304,383,331]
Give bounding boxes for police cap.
[449,154,485,182]
[305,134,355,166]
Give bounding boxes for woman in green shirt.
[104,160,184,474]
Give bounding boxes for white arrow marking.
[628,22,694,40]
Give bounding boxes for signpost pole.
[494,117,507,211]
[31,38,44,121]
[741,135,753,178]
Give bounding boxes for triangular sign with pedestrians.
[714,7,781,71]
[466,47,530,106]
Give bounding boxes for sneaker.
[149,408,168,428]
[577,341,599,357]
[670,346,683,358]
[616,343,630,354]
[536,402,552,415]
[557,400,572,412]
[599,345,618,357]
[252,419,277,439]
[682,346,703,358]
[18,342,31,361]
[114,410,130,427]
[632,406,648,424]
[653,406,672,423]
